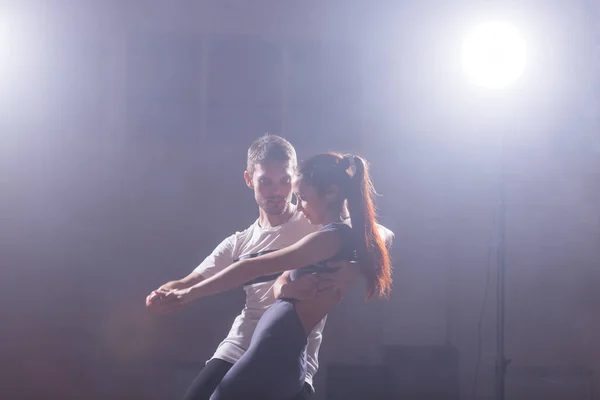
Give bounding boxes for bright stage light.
[461,21,527,89]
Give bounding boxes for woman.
[160,153,392,399]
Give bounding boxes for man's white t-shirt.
[193,208,322,387]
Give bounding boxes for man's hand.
[279,273,336,301]
[145,273,204,314]
[146,287,167,307]
[146,287,188,314]
[318,260,362,301]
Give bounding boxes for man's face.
[245,161,294,215]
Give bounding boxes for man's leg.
[182,359,233,400]
[289,382,314,400]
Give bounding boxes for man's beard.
[263,198,288,215]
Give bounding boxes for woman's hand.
[146,287,191,313]
[165,287,194,303]
[146,287,168,307]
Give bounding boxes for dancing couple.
[147,135,394,399]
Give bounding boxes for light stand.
[461,20,526,400]
[495,130,510,400]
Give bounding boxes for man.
[147,135,393,400]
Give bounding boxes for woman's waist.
[293,290,339,334]
[291,263,338,281]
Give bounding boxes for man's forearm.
[160,280,189,290]
[273,272,292,299]
[160,272,204,291]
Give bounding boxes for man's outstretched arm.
[146,234,235,312]
[161,271,205,291]
[146,271,205,310]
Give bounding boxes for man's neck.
[258,204,295,228]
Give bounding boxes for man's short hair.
[246,135,297,176]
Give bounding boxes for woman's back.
[288,222,355,281]
[285,222,356,334]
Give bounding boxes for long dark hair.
[297,153,392,299]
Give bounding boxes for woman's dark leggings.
[182,358,314,400]
[209,301,310,400]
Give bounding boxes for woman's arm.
[170,229,342,304]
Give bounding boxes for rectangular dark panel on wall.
[283,40,323,149]
[383,345,460,400]
[126,33,203,140]
[506,366,593,400]
[320,41,363,151]
[207,35,282,144]
[326,365,392,400]
[284,40,363,152]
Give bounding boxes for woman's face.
[293,176,329,225]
